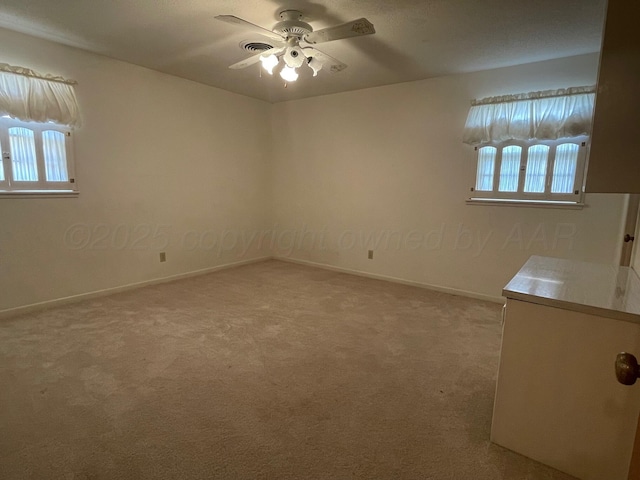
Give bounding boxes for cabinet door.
[491,299,640,479]
[586,0,640,193]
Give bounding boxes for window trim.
[0,116,77,195]
[469,136,588,205]
[465,198,584,209]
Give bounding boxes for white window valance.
[462,86,595,145]
[0,63,80,127]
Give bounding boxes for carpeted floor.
[0,260,576,479]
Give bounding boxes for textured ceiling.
[0,0,606,103]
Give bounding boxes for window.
[0,63,80,196]
[0,117,76,192]
[471,137,588,203]
[463,86,595,206]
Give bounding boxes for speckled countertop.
[503,256,640,323]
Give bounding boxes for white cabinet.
[492,299,640,479]
[586,0,640,193]
[492,256,640,479]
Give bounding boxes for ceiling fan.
[215,10,375,82]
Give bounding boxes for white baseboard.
[274,256,505,304]
[1,255,504,320]
[0,256,272,320]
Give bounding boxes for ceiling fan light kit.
[307,57,323,77]
[260,54,279,75]
[280,65,299,82]
[215,9,375,84]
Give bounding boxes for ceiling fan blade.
[215,15,283,41]
[304,18,375,45]
[229,47,285,70]
[304,48,347,73]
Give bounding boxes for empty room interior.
[1,0,640,479]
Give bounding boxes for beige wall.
[0,28,629,311]
[0,28,272,312]
[271,53,627,300]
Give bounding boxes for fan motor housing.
[273,10,312,38]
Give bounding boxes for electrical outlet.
[368,250,373,259]
[159,252,166,262]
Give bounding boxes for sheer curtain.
[551,143,580,193]
[43,130,68,181]
[498,146,521,192]
[9,127,38,181]
[462,86,595,145]
[475,146,496,191]
[524,145,549,193]
[0,63,80,127]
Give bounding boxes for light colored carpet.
[0,260,576,479]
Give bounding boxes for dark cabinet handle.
[624,234,635,243]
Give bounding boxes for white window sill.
[466,198,584,209]
[0,190,79,199]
